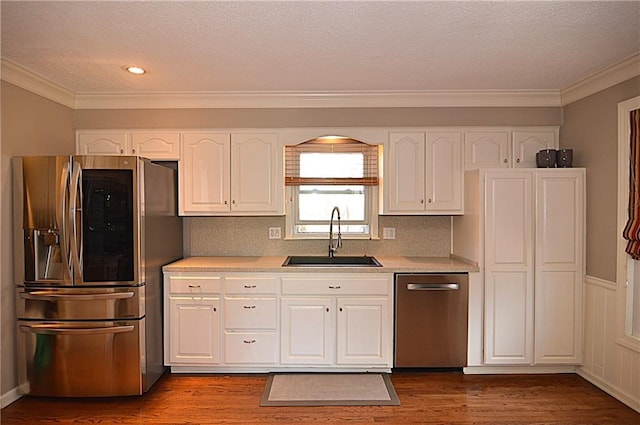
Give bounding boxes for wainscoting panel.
[579,275,640,412]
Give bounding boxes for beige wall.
[561,76,640,281]
[74,106,561,129]
[0,81,75,400]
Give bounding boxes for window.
[284,137,380,239]
[617,95,640,351]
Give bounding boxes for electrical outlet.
[383,227,396,240]
[268,227,281,239]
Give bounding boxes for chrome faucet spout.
[328,206,342,258]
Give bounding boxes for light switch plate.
[269,227,281,239]
[383,227,396,240]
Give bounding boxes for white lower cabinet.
[280,274,393,368]
[165,276,222,365]
[164,271,393,371]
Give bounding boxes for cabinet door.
[131,132,180,160]
[512,131,557,168]
[385,132,426,213]
[484,171,534,365]
[168,297,220,364]
[336,298,391,365]
[280,298,332,364]
[484,271,533,364]
[77,132,129,155]
[179,133,231,214]
[534,170,584,364]
[425,131,463,213]
[464,131,510,169]
[230,133,282,214]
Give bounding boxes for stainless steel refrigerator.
[13,155,183,397]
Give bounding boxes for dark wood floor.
[2,371,639,424]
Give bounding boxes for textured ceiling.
[1,1,639,95]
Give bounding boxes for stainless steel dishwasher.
[394,273,469,368]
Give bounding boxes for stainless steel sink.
[282,255,382,267]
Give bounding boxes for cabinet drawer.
[225,276,278,295]
[224,332,278,364]
[281,276,391,296]
[169,276,222,294]
[224,298,277,329]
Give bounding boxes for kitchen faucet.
[328,206,342,258]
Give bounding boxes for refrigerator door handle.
[57,161,73,282]
[69,161,83,281]
[20,291,135,301]
[19,324,135,336]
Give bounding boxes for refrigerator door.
[15,156,74,286]
[17,320,144,397]
[73,156,141,286]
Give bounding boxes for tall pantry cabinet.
[453,168,585,367]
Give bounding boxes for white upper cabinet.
[180,133,231,215]
[464,131,510,169]
[463,128,558,170]
[230,133,282,214]
[512,131,557,168]
[179,132,283,216]
[77,130,180,160]
[131,132,180,160]
[77,131,129,156]
[385,131,463,215]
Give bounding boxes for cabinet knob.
[420,199,424,204]
[339,307,343,312]
[503,158,508,163]
[213,307,217,312]
[224,200,228,205]
[326,308,329,312]
[428,198,432,203]
[119,149,124,154]
[516,158,521,163]
[132,148,136,154]
[232,200,236,205]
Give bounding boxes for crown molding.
[1,58,75,109]
[73,89,561,109]
[561,54,640,106]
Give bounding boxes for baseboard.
[1,387,22,409]
[577,368,640,413]
[463,365,577,374]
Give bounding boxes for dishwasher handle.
[406,283,459,291]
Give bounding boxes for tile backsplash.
[187,215,451,257]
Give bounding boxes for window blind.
[284,137,380,186]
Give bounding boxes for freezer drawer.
[17,319,144,397]
[16,286,143,320]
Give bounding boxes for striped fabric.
[624,108,640,259]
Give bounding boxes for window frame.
[284,138,380,240]
[616,95,640,352]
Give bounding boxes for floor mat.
[260,373,400,406]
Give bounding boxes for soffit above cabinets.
[1,1,639,109]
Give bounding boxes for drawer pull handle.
[243,339,256,344]
[244,285,257,289]
[188,284,201,288]
[328,285,341,289]
[243,305,256,309]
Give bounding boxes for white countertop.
[163,256,478,273]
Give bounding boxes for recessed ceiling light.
[122,65,147,75]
